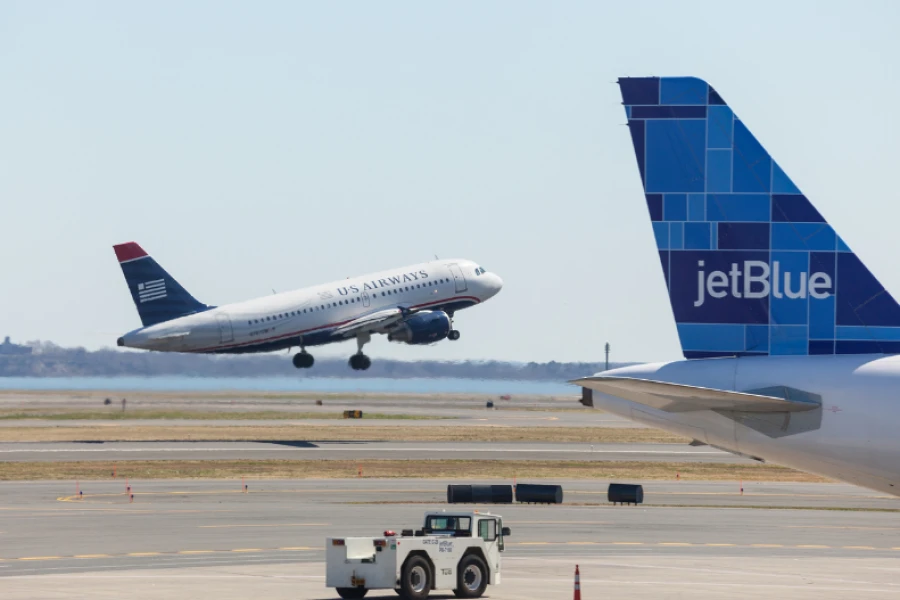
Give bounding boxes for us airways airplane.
[114,242,502,370]
[576,77,900,496]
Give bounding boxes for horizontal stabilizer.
[572,377,820,413]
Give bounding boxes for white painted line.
[0,447,723,455]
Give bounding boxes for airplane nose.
[484,273,503,297]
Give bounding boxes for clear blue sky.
[2,1,898,363]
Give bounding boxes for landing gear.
[349,353,371,371]
[447,312,460,341]
[292,351,314,369]
[349,333,372,371]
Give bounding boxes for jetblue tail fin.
[618,76,900,358]
[113,242,210,327]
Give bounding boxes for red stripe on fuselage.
[189,295,481,353]
[114,242,149,263]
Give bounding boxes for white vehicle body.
[326,511,507,599]
[112,242,502,370]
[575,76,900,497]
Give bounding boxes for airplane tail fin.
[113,242,210,327]
[618,76,900,358]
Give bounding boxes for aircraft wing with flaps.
[331,308,406,338]
[572,377,821,413]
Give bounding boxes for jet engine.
[387,311,451,344]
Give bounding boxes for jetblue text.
[694,260,832,307]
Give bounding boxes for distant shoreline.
[0,343,625,386]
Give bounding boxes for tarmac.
[0,441,743,463]
[3,391,899,598]
[2,478,899,599]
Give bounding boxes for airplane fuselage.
[593,355,900,496]
[119,259,501,355]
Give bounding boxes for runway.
[0,440,742,463]
[1,479,898,598]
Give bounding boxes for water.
[0,376,577,396]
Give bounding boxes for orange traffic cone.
[573,564,581,600]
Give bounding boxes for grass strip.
[0,410,445,421]
[0,459,822,482]
[0,426,686,444]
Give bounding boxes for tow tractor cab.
[325,510,510,600]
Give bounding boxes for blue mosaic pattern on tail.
[619,76,900,358]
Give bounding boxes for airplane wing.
[571,377,821,413]
[331,308,406,338]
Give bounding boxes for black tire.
[400,555,432,600]
[448,330,461,341]
[360,355,371,370]
[336,588,367,599]
[293,352,314,369]
[454,554,488,598]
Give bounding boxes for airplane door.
[449,263,468,293]
[362,290,371,308]
[216,314,234,344]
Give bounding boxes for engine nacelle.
[387,311,451,345]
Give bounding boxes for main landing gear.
[349,333,372,371]
[292,349,314,369]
